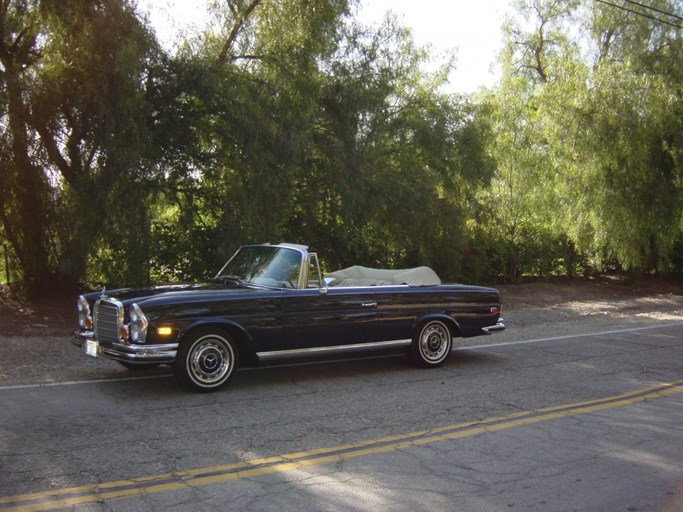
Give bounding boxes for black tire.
[117,361,161,371]
[409,320,452,368]
[173,328,239,392]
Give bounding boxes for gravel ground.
[1,278,682,385]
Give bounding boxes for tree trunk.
[3,67,53,297]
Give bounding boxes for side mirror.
[320,276,335,294]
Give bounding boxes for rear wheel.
[174,328,238,392]
[409,320,452,368]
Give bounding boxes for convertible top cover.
[325,265,441,287]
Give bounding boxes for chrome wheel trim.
[418,321,451,363]
[188,334,234,386]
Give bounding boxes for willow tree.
[569,0,683,271]
[143,0,356,277]
[152,1,495,280]
[0,0,51,294]
[0,0,159,293]
[479,0,584,280]
[484,0,683,278]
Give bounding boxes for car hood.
[86,281,269,307]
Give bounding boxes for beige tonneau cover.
[325,265,441,287]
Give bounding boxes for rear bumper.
[481,318,506,335]
[73,331,178,365]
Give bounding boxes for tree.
[0,0,51,294]
[485,0,683,277]
[566,0,683,271]
[150,2,495,281]
[0,0,159,294]
[480,0,586,280]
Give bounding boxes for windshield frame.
[215,245,306,289]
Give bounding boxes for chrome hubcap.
[190,336,233,385]
[420,323,450,362]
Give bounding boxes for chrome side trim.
[256,339,412,362]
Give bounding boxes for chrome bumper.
[482,318,506,335]
[73,331,178,365]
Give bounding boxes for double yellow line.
[3,380,683,512]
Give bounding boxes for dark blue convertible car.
[74,243,505,391]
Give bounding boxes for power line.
[623,0,683,22]
[595,0,683,29]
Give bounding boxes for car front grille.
[94,298,124,343]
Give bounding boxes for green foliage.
[2,0,683,294]
[482,0,683,280]
[0,0,159,292]
[142,3,494,282]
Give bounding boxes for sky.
[139,0,513,93]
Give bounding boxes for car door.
[278,286,380,350]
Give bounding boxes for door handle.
[361,301,378,308]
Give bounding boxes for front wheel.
[409,320,453,368]
[173,328,239,392]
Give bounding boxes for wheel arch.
[177,319,256,365]
[413,313,462,338]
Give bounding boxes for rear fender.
[413,314,462,338]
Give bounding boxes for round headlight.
[77,296,92,330]
[129,303,148,343]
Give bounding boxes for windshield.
[215,246,303,289]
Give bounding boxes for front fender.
[175,318,259,365]
[177,318,252,344]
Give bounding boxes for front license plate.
[85,339,100,357]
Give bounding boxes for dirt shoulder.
[1,276,682,385]
[492,276,683,346]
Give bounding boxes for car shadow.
[98,348,501,400]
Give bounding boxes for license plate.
[85,339,100,357]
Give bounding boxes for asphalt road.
[1,322,682,512]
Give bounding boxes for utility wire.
[623,0,683,22]
[595,0,682,29]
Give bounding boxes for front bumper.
[481,318,506,335]
[73,331,178,365]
